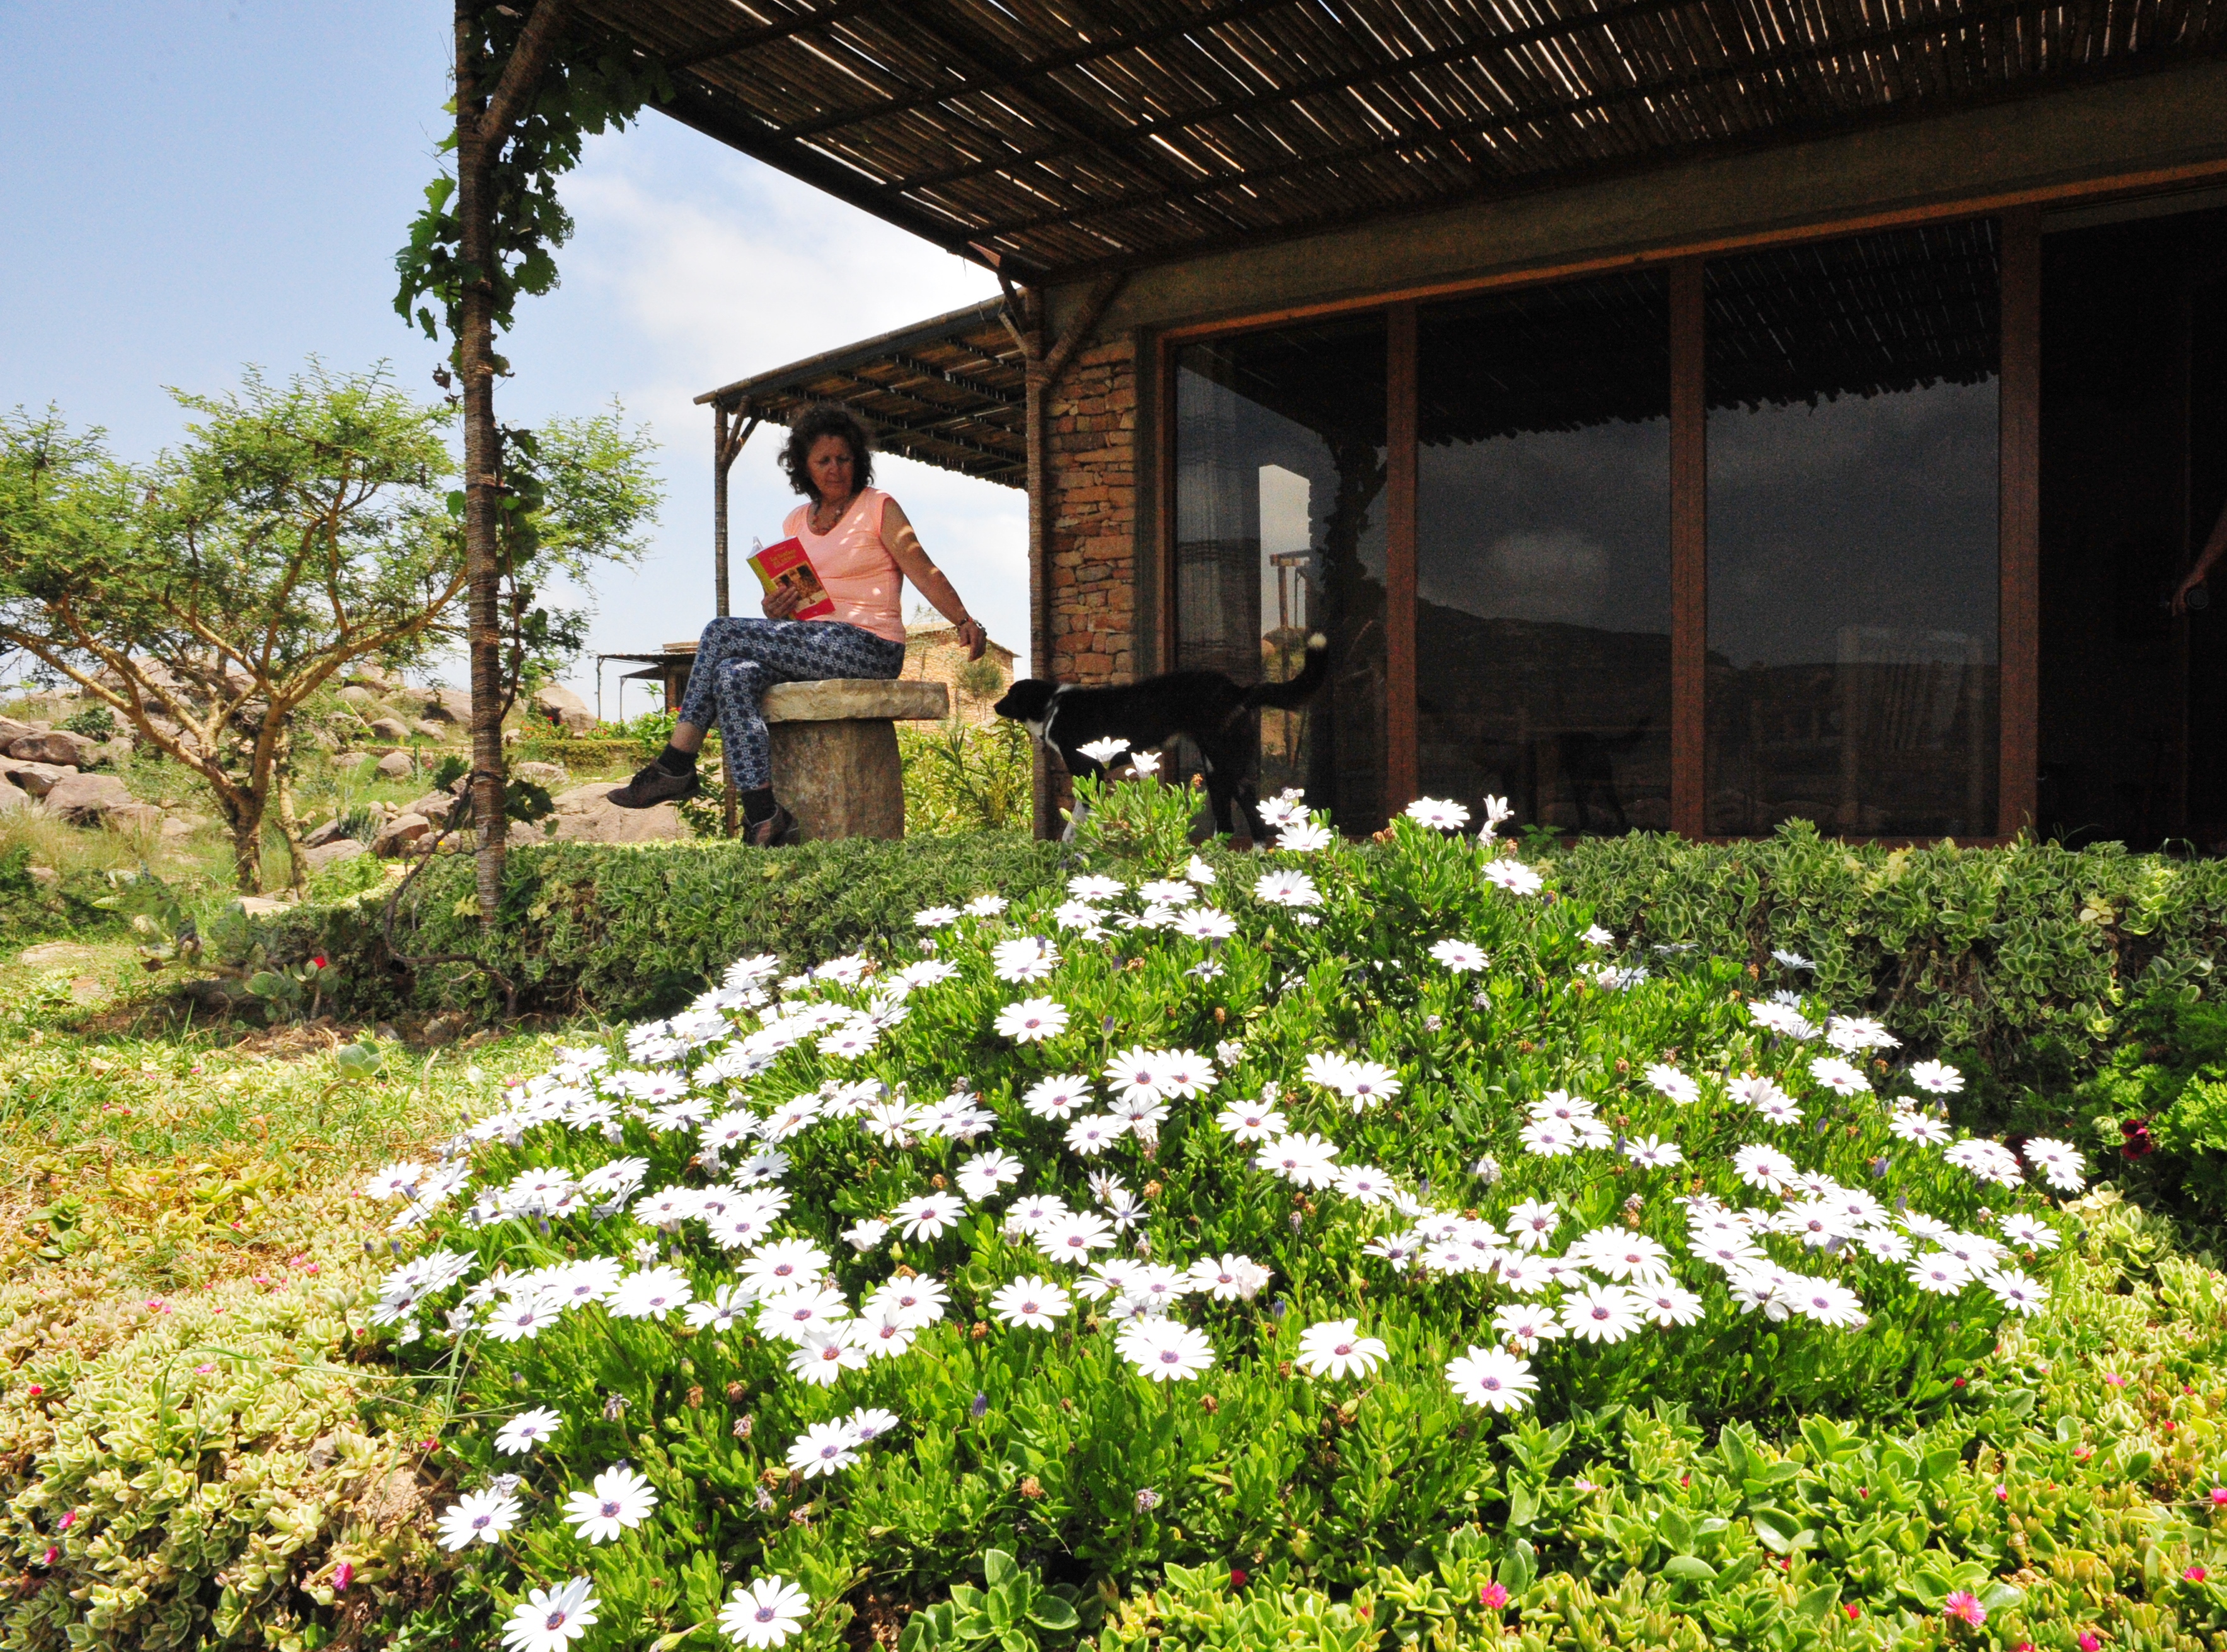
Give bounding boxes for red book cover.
[747,537,834,619]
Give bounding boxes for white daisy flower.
[2022,1136,2086,1192]
[1117,1318,1216,1380]
[1807,1056,1871,1096]
[495,1407,563,1455]
[606,1266,694,1322]
[1187,1253,1270,1300]
[1064,1115,1131,1156]
[1481,859,1544,897]
[1405,797,1471,830]
[756,1284,851,1343]
[1255,869,1322,909]
[989,1275,1073,1329]
[563,1466,658,1544]
[1215,1101,1288,1142]
[1068,873,1126,901]
[1255,1132,1340,1188]
[788,1326,872,1385]
[1036,1212,1117,1265]
[889,1193,967,1241]
[1997,1212,2059,1250]
[501,1576,599,1652]
[437,1489,522,1551]
[991,937,1059,984]
[1560,1283,1647,1344]
[1747,999,1821,1040]
[1908,1058,1965,1094]
[1275,820,1335,852]
[1294,1318,1388,1379]
[1445,1346,1536,1412]
[1622,1133,1684,1169]
[1825,1015,1899,1055]
[1175,907,1240,942]
[1983,1268,2049,1314]
[1427,938,1488,972]
[719,1576,811,1649]
[1907,1254,1974,1295]
[993,997,1070,1043]
[1644,1063,1701,1104]
[786,1420,863,1479]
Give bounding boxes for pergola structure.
[582,0,2227,843]
[580,0,2223,284]
[694,300,1026,617]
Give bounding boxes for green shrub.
[57,704,115,741]
[360,779,2124,1652]
[899,720,1033,837]
[265,834,1065,1023]
[1551,823,2227,1084]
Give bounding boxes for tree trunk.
[226,798,264,895]
[455,1,507,931]
[274,752,309,898]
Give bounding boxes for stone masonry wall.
[1045,337,1139,687]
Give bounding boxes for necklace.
[810,494,851,534]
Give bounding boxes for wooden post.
[1997,206,2041,840]
[1669,258,1708,839]
[713,404,757,620]
[1385,302,1418,815]
[453,0,574,926]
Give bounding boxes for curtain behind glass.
[1705,220,2001,838]
[1417,271,1672,834]
[1175,318,1388,832]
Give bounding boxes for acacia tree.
[395,0,663,925]
[0,365,657,893]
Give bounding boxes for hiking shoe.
[745,803,800,847]
[607,762,701,809]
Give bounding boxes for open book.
[747,537,834,619]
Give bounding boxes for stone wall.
[1045,338,1141,686]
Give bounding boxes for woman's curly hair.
[780,404,875,500]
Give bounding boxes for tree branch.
[480,0,578,142]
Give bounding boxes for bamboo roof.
[696,299,1028,485]
[583,0,2224,282]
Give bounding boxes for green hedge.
[265,822,2227,1070]
[270,834,1064,1023]
[1550,823,2227,1084]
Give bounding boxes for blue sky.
[0,0,1026,703]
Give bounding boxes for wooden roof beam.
[665,0,888,72]
[771,0,1299,141]
[883,351,1025,408]
[882,0,1705,198]
[965,0,2066,242]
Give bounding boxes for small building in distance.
[902,619,1016,726]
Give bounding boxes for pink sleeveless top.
[782,487,907,644]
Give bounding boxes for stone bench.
[762,678,950,840]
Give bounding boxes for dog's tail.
[1243,633,1330,711]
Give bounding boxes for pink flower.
[1478,1582,1509,1610]
[57,1511,75,1531]
[2103,1373,2129,1387]
[333,1561,354,1592]
[1943,1590,1986,1627]
[1995,1484,2008,1501]
[1843,1603,1863,1621]
[2080,1634,2103,1651]
[39,1547,57,1568]
[2185,1565,2209,1582]
[2212,1487,2227,1506]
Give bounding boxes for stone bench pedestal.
[761,678,949,841]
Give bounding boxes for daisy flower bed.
[362,784,2094,1651]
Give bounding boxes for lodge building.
[582,0,2227,844]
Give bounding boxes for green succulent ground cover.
[313,782,2227,1652]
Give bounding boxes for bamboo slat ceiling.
[698,299,1029,485]
[582,0,2225,281]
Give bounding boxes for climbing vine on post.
[394,0,664,928]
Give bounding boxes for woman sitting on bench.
[610,404,989,844]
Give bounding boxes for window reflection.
[1175,319,1388,832]
[1705,221,2001,837]
[1418,272,1672,832]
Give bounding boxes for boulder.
[302,816,346,847]
[304,837,369,873]
[87,738,135,768]
[8,730,93,766]
[0,776,28,813]
[371,813,432,856]
[553,782,688,845]
[412,719,449,740]
[512,760,568,786]
[334,750,374,770]
[533,684,597,735]
[237,895,292,917]
[106,802,164,835]
[403,791,460,822]
[347,663,398,692]
[0,716,40,744]
[43,772,137,824]
[160,815,201,839]
[339,685,377,706]
[376,751,415,780]
[422,687,473,723]
[367,718,411,743]
[2,761,76,798]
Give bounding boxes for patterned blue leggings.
[677,617,907,791]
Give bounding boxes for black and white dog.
[994,634,1329,842]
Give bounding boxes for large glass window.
[1418,272,1672,832]
[1705,221,2001,837]
[1175,318,1388,832]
